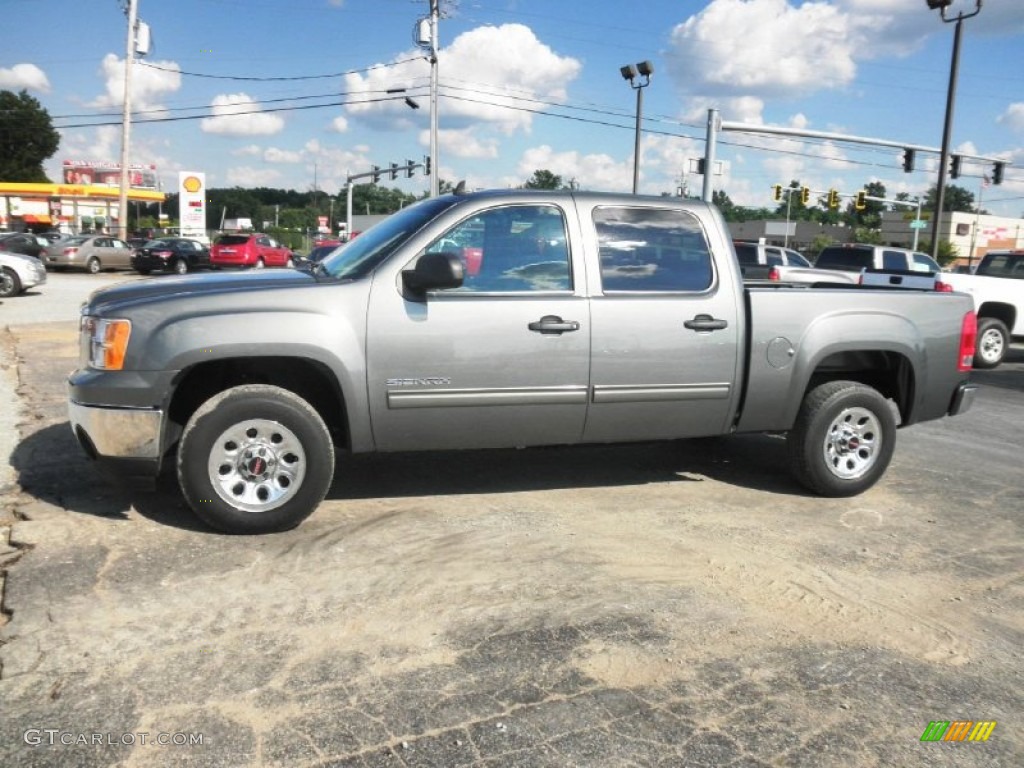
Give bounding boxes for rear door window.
[594,206,713,292]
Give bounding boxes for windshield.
[320,196,459,279]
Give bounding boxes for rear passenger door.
[583,204,742,442]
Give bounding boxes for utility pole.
[117,0,138,240]
[429,0,440,198]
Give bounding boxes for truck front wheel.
[177,384,335,534]
[974,317,1008,369]
[787,381,896,497]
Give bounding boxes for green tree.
[0,89,60,181]
[523,169,563,190]
[923,184,975,213]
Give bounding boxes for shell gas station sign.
[178,172,206,239]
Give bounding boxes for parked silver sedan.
[42,235,135,273]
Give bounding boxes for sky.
[2,0,1023,218]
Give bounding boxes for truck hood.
[85,269,318,314]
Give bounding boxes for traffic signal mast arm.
[347,160,423,185]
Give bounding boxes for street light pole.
[926,0,982,261]
[620,61,653,195]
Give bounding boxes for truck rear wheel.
[974,317,1008,369]
[177,384,335,534]
[787,380,895,497]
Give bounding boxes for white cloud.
[329,115,349,133]
[668,0,861,100]
[998,103,1024,132]
[233,144,262,156]
[0,63,50,93]
[90,54,181,111]
[435,128,499,159]
[264,147,303,163]
[515,145,632,193]
[226,166,283,186]
[343,24,581,135]
[201,93,285,136]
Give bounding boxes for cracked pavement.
[1,275,1022,766]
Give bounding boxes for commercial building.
[0,181,165,235]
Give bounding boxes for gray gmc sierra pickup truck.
[68,190,978,534]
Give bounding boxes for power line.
[137,56,423,82]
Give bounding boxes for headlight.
[80,316,132,370]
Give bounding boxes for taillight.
[768,266,780,281]
[935,280,953,292]
[958,311,977,372]
[63,247,78,256]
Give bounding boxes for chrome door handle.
[684,314,728,332]
[528,315,580,335]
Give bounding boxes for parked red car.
[210,233,294,269]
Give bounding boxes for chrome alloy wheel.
[977,327,1004,365]
[822,406,881,480]
[207,418,306,513]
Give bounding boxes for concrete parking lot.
[1,273,1022,767]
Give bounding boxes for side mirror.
[402,251,465,296]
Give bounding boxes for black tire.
[787,380,896,497]
[173,258,189,275]
[177,384,335,534]
[0,267,22,298]
[974,317,1009,369]
[286,256,295,268]
[87,257,101,274]
[135,267,151,276]
[254,258,265,270]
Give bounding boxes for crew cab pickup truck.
[939,249,1023,368]
[68,190,979,534]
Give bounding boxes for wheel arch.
[976,301,1016,334]
[163,356,352,461]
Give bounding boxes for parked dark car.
[131,238,211,275]
[0,232,46,259]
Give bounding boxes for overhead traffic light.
[772,184,782,201]
[854,190,866,210]
[827,189,839,209]
[406,159,415,178]
[800,186,810,205]
[950,154,962,179]
[902,148,915,173]
[423,155,431,176]
[992,161,1005,185]
[390,162,399,181]
[371,165,381,183]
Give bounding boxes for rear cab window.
[815,246,872,271]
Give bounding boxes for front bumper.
[948,381,978,416]
[68,399,163,463]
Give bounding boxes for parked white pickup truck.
[940,249,1024,368]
